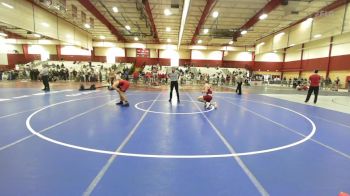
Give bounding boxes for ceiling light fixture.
[1,2,13,9]
[0,32,8,37]
[134,37,139,41]
[84,23,91,29]
[100,35,105,40]
[41,22,50,27]
[34,34,41,38]
[166,27,171,32]
[177,0,191,50]
[212,11,219,18]
[112,6,118,13]
[197,40,202,44]
[241,30,247,35]
[258,42,265,46]
[164,9,172,16]
[259,13,268,20]
[125,25,131,30]
[203,29,209,34]
[276,32,285,37]
[306,17,313,22]
[314,34,322,38]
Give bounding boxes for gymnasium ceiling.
[0,0,339,47]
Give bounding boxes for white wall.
[191,50,222,60]
[303,38,330,60]
[150,49,157,58]
[12,44,23,54]
[0,53,7,65]
[61,46,90,56]
[94,47,125,57]
[159,49,179,59]
[273,32,288,50]
[288,19,312,46]
[332,32,350,56]
[28,45,56,55]
[28,44,56,60]
[178,50,191,59]
[0,38,22,65]
[0,41,22,54]
[126,48,136,57]
[285,45,302,62]
[223,51,252,61]
[255,52,283,62]
[159,49,179,66]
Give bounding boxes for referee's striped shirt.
[168,72,179,82]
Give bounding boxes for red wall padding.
[7,54,40,66]
[302,57,328,71]
[330,55,350,70]
[223,61,252,69]
[283,61,301,70]
[253,62,283,71]
[93,56,107,63]
[61,55,91,61]
[189,60,222,67]
[50,55,59,61]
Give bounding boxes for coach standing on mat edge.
[305,69,321,104]
[168,67,180,103]
[40,64,50,91]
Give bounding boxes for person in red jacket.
[133,71,139,84]
[113,79,130,107]
[305,70,321,104]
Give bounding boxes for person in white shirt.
[40,64,50,91]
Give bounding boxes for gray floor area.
[220,84,350,114]
[262,94,350,114]
[238,85,350,96]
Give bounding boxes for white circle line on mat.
[26,96,316,159]
[134,100,214,114]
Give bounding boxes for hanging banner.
[136,48,150,57]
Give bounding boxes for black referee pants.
[169,81,179,101]
[236,82,242,95]
[42,75,50,91]
[305,86,319,103]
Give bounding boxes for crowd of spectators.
[0,62,343,92]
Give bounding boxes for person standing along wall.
[108,69,115,86]
[335,77,340,91]
[305,70,321,104]
[236,72,243,95]
[168,67,180,103]
[40,64,50,91]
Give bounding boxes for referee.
[40,64,50,91]
[168,67,180,103]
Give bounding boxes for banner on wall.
[136,48,150,58]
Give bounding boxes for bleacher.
[29,61,133,72]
